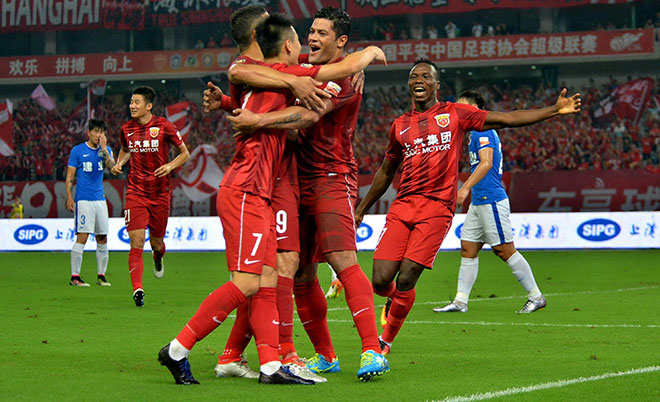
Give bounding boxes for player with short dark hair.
[66,118,115,287]
[434,90,546,314]
[355,60,580,355]
[111,86,190,307]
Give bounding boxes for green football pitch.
[2,250,659,401]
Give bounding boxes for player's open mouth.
[309,44,321,54]
[413,86,426,95]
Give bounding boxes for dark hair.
[230,5,268,51]
[458,90,486,109]
[88,119,107,132]
[313,7,351,41]
[412,59,440,80]
[256,14,295,59]
[132,86,156,105]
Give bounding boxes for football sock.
[294,278,336,360]
[456,257,479,304]
[249,287,280,366]
[219,301,252,364]
[153,243,166,261]
[507,251,542,299]
[168,338,190,361]
[381,288,416,344]
[71,242,84,276]
[176,281,246,350]
[128,248,144,291]
[373,281,395,298]
[337,264,380,354]
[96,243,108,275]
[276,276,295,346]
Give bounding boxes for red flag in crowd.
[89,80,107,96]
[0,100,14,156]
[653,93,660,112]
[30,84,56,111]
[66,99,89,136]
[166,101,195,142]
[593,78,655,125]
[179,144,223,202]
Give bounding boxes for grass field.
[2,249,660,401]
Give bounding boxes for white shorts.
[75,200,109,235]
[461,198,514,246]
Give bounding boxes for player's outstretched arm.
[99,133,116,170]
[228,100,332,135]
[228,64,330,112]
[203,82,231,113]
[483,88,581,130]
[315,46,387,82]
[154,143,190,178]
[111,146,130,176]
[65,166,77,212]
[457,147,493,208]
[354,158,399,227]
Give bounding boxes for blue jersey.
[468,129,508,205]
[67,142,112,202]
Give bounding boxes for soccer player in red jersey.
[111,86,190,307]
[354,59,581,355]
[224,7,391,382]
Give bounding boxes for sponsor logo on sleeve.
[323,81,341,97]
[300,63,313,68]
[577,219,621,241]
[14,224,48,245]
[479,137,490,146]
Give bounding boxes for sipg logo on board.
[356,223,373,243]
[118,227,149,244]
[454,223,463,239]
[14,224,49,245]
[577,219,620,242]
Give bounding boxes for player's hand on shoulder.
[556,88,582,115]
[292,76,331,112]
[203,82,223,112]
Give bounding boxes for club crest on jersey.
[149,127,160,138]
[323,81,341,97]
[434,113,450,128]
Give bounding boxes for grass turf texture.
[2,250,659,401]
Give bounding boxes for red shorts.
[299,172,358,265]
[373,195,454,269]
[124,193,170,238]
[217,187,277,274]
[271,183,300,252]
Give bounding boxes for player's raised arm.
[314,46,386,82]
[202,82,232,113]
[354,158,400,228]
[483,88,581,130]
[99,133,115,170]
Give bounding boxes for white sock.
[260,360,282,376]
[455,257,479,304]
[96,243,109,275]
[168,338,191,361]
[71,242,85,276]
[506,251,542,300]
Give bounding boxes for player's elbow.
[227,64,246,84]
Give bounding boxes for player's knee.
[294,264,318,283]
[150,237,164,251]
[276,252,299,278]
[96,235,108,243]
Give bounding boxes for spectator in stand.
[220,33,232,47]
[10,197,23,218]
[427,25,438,39]
[444,21,457,38]
[194,39,204,49]
[207,36,217,48]
[472,21,483,37]
[399,29,409,40]
[411,26,422,40]
[487,23,495,36]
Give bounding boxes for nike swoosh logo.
[127,132,134,137]
[399,127,411,135]
[272,320,280,325]
[281,322,294,327]
[244,258,261,265]
[212,316,223,324]
[276,236,288,241]
[352,307,369,317]
[301,319,314,326]
[83,154,89,157]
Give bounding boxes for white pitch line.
[325,318,660,329]
[434,365,660,402]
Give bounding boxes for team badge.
[434,113,450,128]
[149,127,160,138]
[323,81,341,97]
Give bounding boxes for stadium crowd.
[2,79,659,182]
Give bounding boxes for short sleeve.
[475,130,495,151]
[455,103,488,132]
[327,77,358,111]
[119,126,128,148]
[163,119,184,146]
[274,63,321,79]
[384,121,403,163]
[67,147,78,168]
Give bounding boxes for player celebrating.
[111,86,190,307]
[354,60,581,355]
[434,91,546,314]
[65,119,115,287]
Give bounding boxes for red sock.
[374,281,396,298]
[176,281,246,350]
[293,278,336,360]
[277,276,295,345]
[219,300,252,364]
[153,243,166,261]
[128,248,143,291]
[337,264,380,354]
[381,288,416,344]
[249,287,280,366]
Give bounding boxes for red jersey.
[120,115,183,197]
[385,102,488,210]
[275,139,298,187]
[297,56,361,177]
[221,56,321,200]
